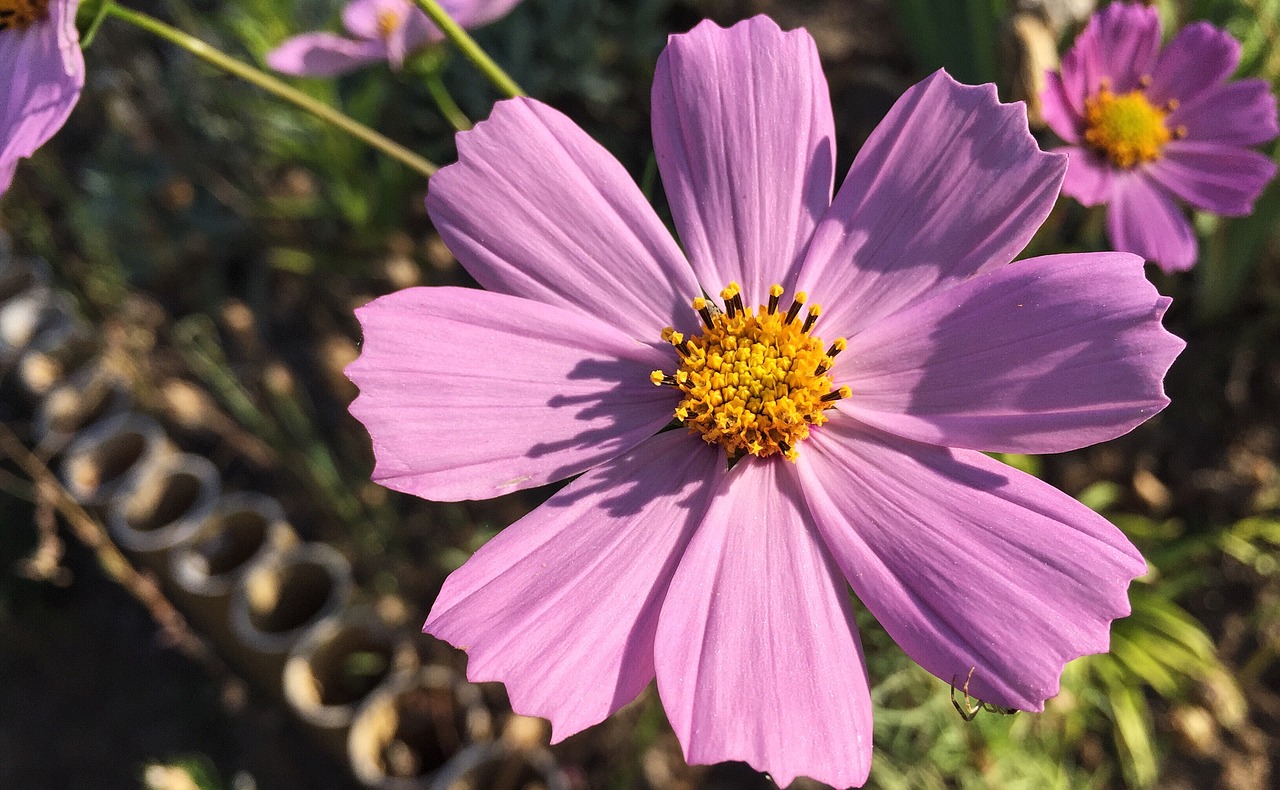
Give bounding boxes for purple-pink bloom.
[347,16,1184,788]
[266,0,522,77]
[0,0,84,196]
[1041,1,1279,272]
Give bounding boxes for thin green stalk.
[106,4,438,178]
[425,73,473,131]
[80,0,116,48]
[410,0,525,98]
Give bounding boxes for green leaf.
[889,0,1006,86]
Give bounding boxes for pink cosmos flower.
[0,0,84,195]
[266,0,522,77]
[1041,2,1279,272]
[347,16,1184,788]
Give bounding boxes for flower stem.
[79,0,116,48]
[410,0,525,99]
[425,73,473,131]
[105,4,438,178]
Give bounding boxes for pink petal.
[426,431,723,742]
[1150,141,1277,216]
[1040,70,1082,143]
[341,0,396,39]
[265,32,387,77]
[385,6,435,67]
[345,286,677,502]
[1059,145,1116,206]
[426,98,699,342]
[345,0,439,54]
[833,251,1183,454]
[1168,79,1280,148]
[798,420,1147,710]
[1064,1,1161,95]
[396,6,440,51]
[796,71,1065,339]
[449,0,524,28]
[656,458,872,790]
[1106,173,1198,272]
[1146,21,1241,107]
[651,16,836,307]
[0,0,84,194]
[1056,36,1092,112]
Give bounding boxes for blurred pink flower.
[266,0,522,76]
[0,0,84,195]
[347,16,1184,788]
[1042,1,1278,272]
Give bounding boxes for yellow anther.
[0,0,49,30]
[1083,87,1171,168]
[802,305,822,333]
[785,292,808,325]
[821,386,852,403]
[376,8,402,38]
[766,284,785,315]
[650,285,848,461]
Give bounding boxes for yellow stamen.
[784,292,808,325]
[1083,86,1171,168]
[376,8,402,39]
[766,284,784,314]
[651,284,848,462]
[0,0,49,31]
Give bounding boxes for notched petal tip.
[922,69,1068,182]
[428,95,539,177]
[653,10,833,306]
[797,63,1069,336]
[669,13,790,45]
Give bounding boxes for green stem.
[80,0,116,48]
[106,5,438,178]
[410,0,525,98]
[425,73,473,131]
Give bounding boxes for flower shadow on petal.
[804,74,1063,337]
[536,430,716,520]
[525,354,684,492]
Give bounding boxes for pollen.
[0,0,49,31]
[376,8,402,39]
[1083,80,1174,168]
[651,282,849,462]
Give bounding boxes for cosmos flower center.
[1082,80,1182,168]
[650,283,849,462]
[376,8,403,39]
[0,0,49,31]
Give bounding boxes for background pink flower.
[1041,1,1278,272]
[0,0,84,196]
[347,16,1184,788]
[266,0,523,77]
